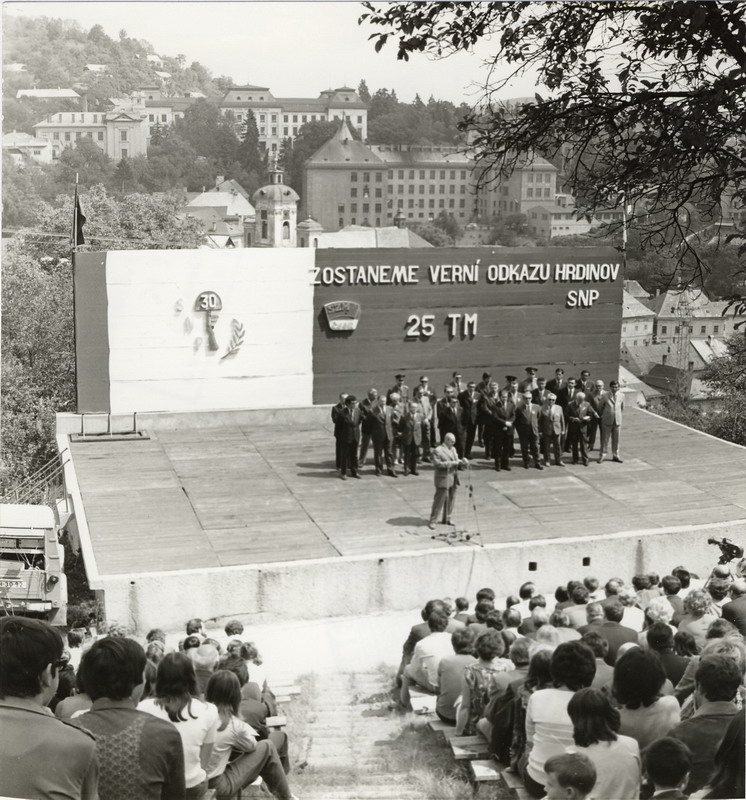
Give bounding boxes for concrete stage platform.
[58,407,746,631]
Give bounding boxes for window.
[460,185,466,194]
[450,170,455,179]
[375,173,382,182]
[662,354,668,365]
[33,149,41,155]
[97,132,104,141]
[419,185,425,194]
[527,188,534,198]
[293,114,298,122]
[76,131,82,139]
[439,185,445,194]
[351,203,357,213]
[292,127,298,135]
[397,185,403,193]
[461,170,466,179]
[283,127,288,136]
[409,185,415,194]
[236,96,241,100]
[64,132,71,141]
[53,132,60,140]
[260,127,265,135]
[363,203,370,213]
[661,325,667,334]
[302,115,307,122]
[283,115,289,123]
[339,218,344,227]
[688,361,694,371]
[459,199,466,208]
[408,199,414,209]
[430,170,436,179]
[161,114,167,122]
[544,187,551,198]
[92,115,98,123]
[375,188,382,198]
[119,129,128,142]
[714,325,719,333]
[398,170,404,179]
[429,185,435,195]
[388,186,393,193]
[528,173,534,183]
[449,185,455,194]
[351,172,358,181]
[409,170,415,179]
[271,114,277,123]
[418,199,424,209]
[700,325,707,334]
[674,326,680,334]
[271,127,277,136]
[363,172,370,182]
[439,199,445,208]
[121,148,128,158]
[150,114,155,122]
[388,170,394,179]
[338,204,345,213]
[429,199,435,208]
[351,217,356,224]
[440,170,446,179]
[260,114,266,123]
[357,116,363,123]
[448,199,455,208]
[351,188,358,198]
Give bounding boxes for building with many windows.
[219,84,367,152]
[2,131,54,164]
[32,108,148,160]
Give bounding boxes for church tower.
[251,154,300,247]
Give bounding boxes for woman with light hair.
[677,589,718,651]
[638,597,677,647]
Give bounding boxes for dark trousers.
[493,430,511,469]
[334,436,341,469]
[402,441,419,474]
[209,739,291,800]
[359,432,372,464]
[568,427,588,463]
[340,441,358,476]
[517,429,540,466]
[588,417,599,449]
[483,426,494,459]
[369,434,385,473]
[420,424,431,459]
[464,421,477,458]
[383,436,397,472]
[541,432,563,465]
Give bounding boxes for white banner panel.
[104,249,316,413]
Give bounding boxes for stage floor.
[68,408,746,578]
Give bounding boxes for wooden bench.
[265,715,287,729]
[449,734,491,760]
[427,718,458,739]
[501,768,532,800]
[408,687,436,715]
[469,759,504,783]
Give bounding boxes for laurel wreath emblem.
[221,319,245,360]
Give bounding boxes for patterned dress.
[462,657,513,736]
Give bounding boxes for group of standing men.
[330,366,625,480]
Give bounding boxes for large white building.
[219,84,368,153]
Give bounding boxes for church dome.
[251,184,299,204]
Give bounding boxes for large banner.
[75,246,622,413]
[312,247,622,403]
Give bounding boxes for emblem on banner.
[323,301,361,331]
[188,291,244,359]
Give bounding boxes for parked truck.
[0,503,67,625]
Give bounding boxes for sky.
[3,0,539,105]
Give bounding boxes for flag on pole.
[72,183,86,248]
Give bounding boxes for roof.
[623,279,651,299]
[641,363,692,395]
[689,337,728,364]
[154,71,172,79]
[251,183,300,204]
[306,120,384,167]
[623,290,656,319]
[618,364,663,401]
[212,179,250,200]
[85,64,108,72]
[645,288,711,316]
[2,131,50,148]
[187,190,255,218]
[516,154,557,172]
[17,88,80,99]
[317,225,432,248]
[370,145,473,167]
[620,343,674,376]
[145,97,196,111]
[0,504,55,531]
[227,84,271,91]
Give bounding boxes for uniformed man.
[387,373,409,406]
[475,371,492,446]
[458,380,480,459]
[519,367,539,393]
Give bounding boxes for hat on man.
[505,375,517,382]
[525,367,537,373]
[482,372,492,379]
[395,373,406,379]
[419,375,429,382]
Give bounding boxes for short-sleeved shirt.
[207,715,259,779]
[0,696,98,800]
[139,696,219,789]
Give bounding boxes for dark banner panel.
[312,247,623,403]
[74,252,111,413]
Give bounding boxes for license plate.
[0,579,26,589]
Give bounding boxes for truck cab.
[0,504,67,625]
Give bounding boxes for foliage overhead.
[361,1,746,288]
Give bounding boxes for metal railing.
[0,450,69,506]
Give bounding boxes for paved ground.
[71,408,746,577]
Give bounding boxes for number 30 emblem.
[194,291,223,350]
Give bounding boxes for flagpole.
[72,174,79,412]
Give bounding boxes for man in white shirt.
[400,611,453,708]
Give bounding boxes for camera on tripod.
[707,537,745,565]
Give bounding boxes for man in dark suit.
[539,393,565,467]
[436,387,466,457]
[578,369,593,396]
[514,391,543,470]
[721,578,746,637]
[358,388,379,467]
[338,395,362,480]
[492,389,515,472]
[598,601,639,665]
[458,381,480,458]
[531,376,550,405]
[479,382,500,460]
[365,395,387,476]
[475,371,492,446]
[577,602,605,636]
[546,367,566,396]
[398,401,423,476]
[647,623,689,686]
[330,392,347,471]
[566,391,595,466]
[661,574,686,626]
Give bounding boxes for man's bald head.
[730,579,746,599]
[444,433,456,446]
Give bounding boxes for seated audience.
[435,627,477,723]
[187,644,220,698]
[542,751,596,800]
[549,610,581,642]
[599,577,625,608]
[598,601,638,664]
[619,586,646,632]
[581,631,614,691]
[639,596,678,646]
[516,581,536,620]
[614,647,680,749]
[673,622,743,706]
[563,585,590,630]
[224,619,244,639]
[0,617,98,800]
[507,648,553,772]
[467,599,496,635]
[674,629,699,658]
[643,737,693,800]
[454,596,470,624]
[138,652,220,799]
[668,654,743,794]
[205,671,296,800]
[721,578,746,637]
[67,629,85,671]
[691,708,744,800]
[503,607,523,639]
[456,630,512,737]
[521,641,596,798]
[677,589,718,651]
[186,618,206,640]
[583,576,601,603]
[77,636,185,800]
[646,622,689,687]
[400,611,453,706]
[397,599,461,683]
[662,574,686,626]
[576,602,604,636]
[518,595,547,635]
[523,606,550,639]
[566,687,641,800]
